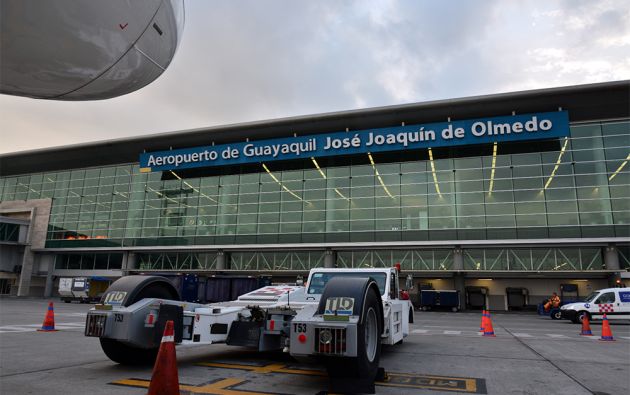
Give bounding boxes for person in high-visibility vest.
[544,292,561,311]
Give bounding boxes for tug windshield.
[307,272,387,296]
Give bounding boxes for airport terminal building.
[1,81,629,309]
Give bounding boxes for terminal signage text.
[139,111,569,172]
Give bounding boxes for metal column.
[324,249,336,268]
[453,247,466,310]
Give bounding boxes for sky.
[1,0,629,155]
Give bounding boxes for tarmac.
[1,298,628,395]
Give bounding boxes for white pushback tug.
[85,267,414,393]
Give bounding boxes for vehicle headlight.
[319,329,332,345]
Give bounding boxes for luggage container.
[69,277,110,303]
[419,290,460,312]
[58,278,74,303]
[205,275,260,303]
[180,274,200,302]
[156,274,202,303]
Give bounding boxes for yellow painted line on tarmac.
[196,361,485,392]
[197,361,325,376]
[275,366,326,376]
[111,377,283,395]
[115,361,486,394]
[378,372,482,393]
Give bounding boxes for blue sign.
[620,291,630,303]
[139,111,570,173]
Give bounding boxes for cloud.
[0,0,629,154]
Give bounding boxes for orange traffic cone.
[580,315,593,336]
[147,320,179,395]
[483,311,495,337]
[37,302,58,332]
[599,314,615,341]
[479,310,486,332]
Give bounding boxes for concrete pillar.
[125,252,138,272]
[453,247,464,271]
[453,273,466,310]
[18,224,29,244]
[604,245,620,270]
[324,250,336,268]
[452,246,466,309]
[604,246,621,287]
[216,250,227,270]
[44,256,55,297]
[1,200,52,297]
[17,246,34,296]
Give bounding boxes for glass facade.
[0,120,628,272]
[1,120,629,246]
[53,253,123,270]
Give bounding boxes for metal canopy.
[31,237,630,253]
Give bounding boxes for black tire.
[99,338,159,365]
[326,286,383,381]
[409,307,414,324]
[99,282,176,365]
[421,306,428,311]
[577,311,590,324]
[551,309,562,320]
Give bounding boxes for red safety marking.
[598,303,614,313]
[270,320,275,331]
[119,23,128,30]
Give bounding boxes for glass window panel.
[577,187,613,225]
[376,207,401,231]
[108,254,123,269]
[237,214,258,234]
[427,159,455,229]
[303,208,325,232]
[280,210,303,233]
[240,173,259,184]
[515,202,547,226]
[570,124,601,138]
[610,185,630,225]
[258,213,279,234]
[281,170,302,181]
[601,121,629,136]
[350,165,371,177]
[375,163,399,176]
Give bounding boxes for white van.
[560,287,630,323]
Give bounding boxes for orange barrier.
[148,320,180,395]
[579,315,593,336]
[483,311,495,337]
[37,302,58,332]
[599,314,615,341]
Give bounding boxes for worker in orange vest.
[544,292,561,311]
